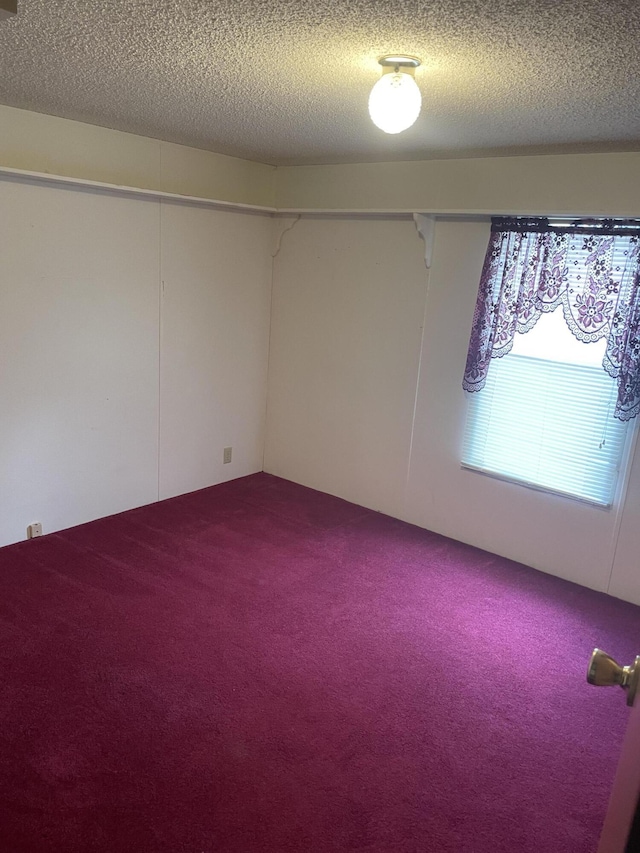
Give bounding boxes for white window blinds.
[461,353,628,507]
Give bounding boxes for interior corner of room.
[3,1,640,846]
[2,103,640,606]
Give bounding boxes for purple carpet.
[0,473,638,852]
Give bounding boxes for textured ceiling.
[0,0,639,166]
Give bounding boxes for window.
[461,216,640,508]
[462,310,629,506]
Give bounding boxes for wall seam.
[262,216,301,473]
[605,422,640,595]
[403,218,434,520]
[262,245,277,473]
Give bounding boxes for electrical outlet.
[223,446,232,464]
[27,522,43,539]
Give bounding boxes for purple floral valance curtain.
[463,216,640,421]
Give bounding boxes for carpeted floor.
[0,473,638,852]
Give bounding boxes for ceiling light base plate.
[378,55,421,76]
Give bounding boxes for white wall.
[609,445,640,604]
[5,103,640,218]
[0,179,160,544]
[0,104,276,207]
[265,217,427,517]
[159,203,272,498]
[405,219,634,595]
[0,176,273,547]
[2,164,638,605]
[275,152,640,216]
[264,215,640,603]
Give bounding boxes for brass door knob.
[587,649,640,707]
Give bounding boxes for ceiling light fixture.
[368,55,421,134]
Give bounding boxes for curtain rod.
[493,215,640,236]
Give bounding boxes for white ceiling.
[1,0,639,166]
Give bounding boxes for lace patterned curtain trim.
[463,217,640,421]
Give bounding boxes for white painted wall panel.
[265,215,640,600]
[404,220,628,593]
[608,438,640,606]
[0,179,160,546]
[158,203,272,499]
[264,217,427,517]
[3,171,638,604]
[275,153,640,216]
[0,104,276,208]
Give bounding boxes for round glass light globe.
[368,71,421,134]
